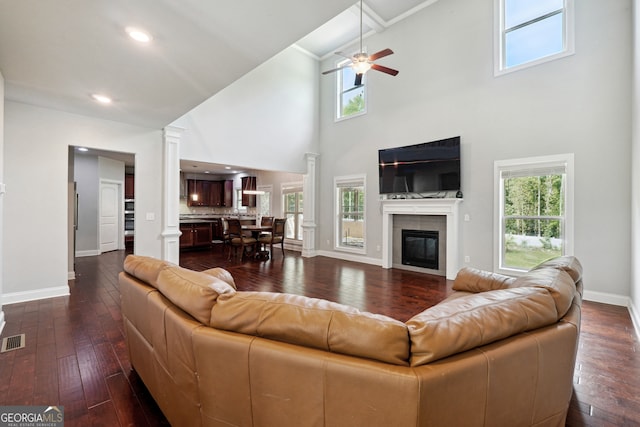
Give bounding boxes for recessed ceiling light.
[126,27,152,43]
[91,94,112,104]
[225,166,231,170]
[77,147,89,152]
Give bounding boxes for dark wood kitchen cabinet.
[209,181,224,207]
[125,174,135,199]
[224,180,234,207]
[187,179,232,207]
[180,223,213,248]
[187,180,213,207]
[241,176,257,207]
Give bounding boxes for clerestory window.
[336,59,366,120]
[495,0,574,75]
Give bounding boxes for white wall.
[175,47,320,174]
[318,0,632,299]
[631,0,640,333]
[74,154,99,254]
[0,70,5,332]
[3,101,163,303]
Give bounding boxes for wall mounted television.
[378,136,461,196]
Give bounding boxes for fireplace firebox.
[401,230,439,270]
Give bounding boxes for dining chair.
[227,218,257,261]
[259,216,274,238]
[221,218,231,254]
[258,218,286,257]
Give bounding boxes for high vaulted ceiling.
[0,0,434,131]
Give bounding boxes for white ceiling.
[1,0,436,172]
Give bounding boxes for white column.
[302,153,318,257]
[161,126,183,264]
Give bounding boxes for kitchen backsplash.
[179,199,257,216]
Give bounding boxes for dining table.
[241,224,273,259]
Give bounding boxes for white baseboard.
[582,290,630,307]
[68,271,76,280]
[629,299,640,341]
[315,250,382,266]
[75,250,101,258]
[2,286,70,305]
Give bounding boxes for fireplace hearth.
[402,230,439,269]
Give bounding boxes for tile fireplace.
[381,198,461,279]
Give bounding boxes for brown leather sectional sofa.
[119,255,583,427]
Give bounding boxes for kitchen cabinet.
[187,179,232,207]
[224,180,234,207]
[180,222,213,248]
[125,174,135,199]
[241,176,257,207]
[209,181,223,207]
[187,180,212,207]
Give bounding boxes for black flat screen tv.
[378,136,461,195]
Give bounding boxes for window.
[258,185,272,217]
[283,184,303,240]
[235,188,247,212]
[494,154,574,274]
[495,0,574,75]
[337,59,366,120]
[335,175,366,252]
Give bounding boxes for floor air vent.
[1,334,25,353]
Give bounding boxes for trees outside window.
[494,154,574,273]
[283,185,303,240]
[337,59,366,120]
[335,175,366,252]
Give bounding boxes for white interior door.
[100,182,119,253]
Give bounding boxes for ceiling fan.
[322,0,399,86]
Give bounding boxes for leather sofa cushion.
[202,267,237,290]
[156,266,236,325]
[530,255,583,282]
[509,268,575,319]
[407,287,557,365]
[452,267,515,292]
[123,255,175,288]
[211,291,410,365]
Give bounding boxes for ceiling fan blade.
[371,63,399,76]
[369,48,394,61]
[334,51,353,60]
[354,73,363,86]
[322,64,350,75]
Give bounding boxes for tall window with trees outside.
[496,0,574,74]
[337,59,366,120]
[335,175,365,252]
[283,185,303,240]
[495,154,573,273]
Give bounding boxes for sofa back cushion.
[509,268,575,319]
[530,255,583,283]
[211,291,410,365]
[123,255,175,288]
[156,266,236,325]
[407,287,557,365]
[452,267,515,292]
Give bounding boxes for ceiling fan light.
[351,61,371,74]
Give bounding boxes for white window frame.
[235,188,247,213]
[282,182,303,241]
[258,184,272,217]
[335,58,367,122]
[493,153,574,276]
[494,0,575,76]
[334,174,366,254]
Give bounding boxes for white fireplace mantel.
[381,198,462,280]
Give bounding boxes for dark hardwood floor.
[0,246,638,426]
